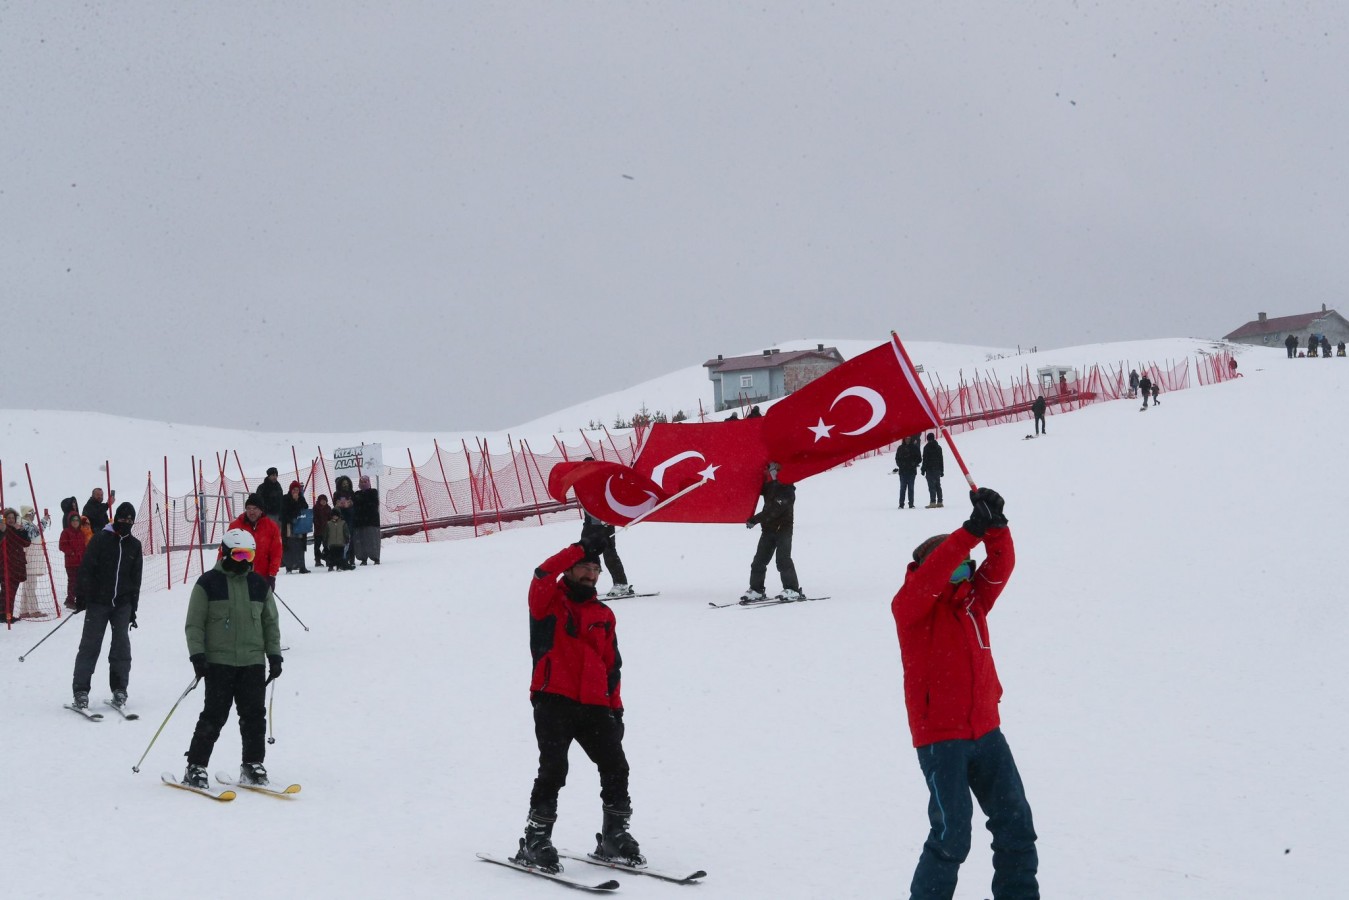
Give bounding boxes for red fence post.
[432,439,460,515]
[461,440,480,537]
[164,456,172,590]
[407,448,432,543]
[519,439,546,525]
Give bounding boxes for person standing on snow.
[256,467,285,529]
[894,435,922,510]
[1031,395,1047,436]
[70,502,143,713]
[513,533,643,873]
[1127,368,1139,398]
[228,494,283,589]
[741,460,804,603]
[1285,334,1298,358]
[892,488,1039,900]
[82,487,114,532]
[280,480,311,575]
[181,528,283,790]
[352,475,382,566]
[1138,374,1153,409]
[921,434,945,508]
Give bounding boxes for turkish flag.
[629,420,769,523]
[547,460,670,526]
[760,336,939,481]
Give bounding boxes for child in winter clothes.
[324,513,351,571]
[59,511,88,610]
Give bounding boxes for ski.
[476,853,619,892]
[601,592,660,601]
[161,772,236,801]
[215,772,301,797]
[709,595,830,609]
[560,850,706,884]
[744,595,830,609]
[103,699,140,720]
[64,703,103,721]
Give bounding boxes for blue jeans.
[899,472,917,507]
[910,729,1039,900]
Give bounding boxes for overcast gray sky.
[4,2,1346,431]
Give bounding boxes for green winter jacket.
[185,562,282,667]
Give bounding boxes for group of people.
[517,473,1040,899]
[1285,333,1346,358]
[1127,369,1162,408]
[893,433,947,510]
[246,467,383,575]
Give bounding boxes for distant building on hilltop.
[703,344,844,412]
[1223,305,1349,349]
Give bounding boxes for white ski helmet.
[221,528,257,554]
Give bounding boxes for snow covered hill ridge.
[1,337,1236,500]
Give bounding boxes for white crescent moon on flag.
[648,451,706,490]
[604,476,659,518]
[829,386,886,435]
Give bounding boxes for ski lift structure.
[1036,365,1079,399]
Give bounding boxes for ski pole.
[271,589,309,632]
[18,609,83,662]
[266,679,276,745]
[131,677,200,774]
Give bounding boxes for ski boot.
[605,584,635,599]
[240,762,269,786]
[72,690,90,710]
[514,809,560,872]
[594,806,645,866]
[111,690,128,710]
[777,588,805,602]
[183,764,209,789]
[738,589,766,605]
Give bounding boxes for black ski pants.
[72,602,133,694]
[749,526,800,593]
[529,693,631,815]
[602,540,627,585]
[187,663,267,767]
[1033,412,1045,435]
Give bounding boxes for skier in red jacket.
[892,487,1039,900]
[515,534,643,874]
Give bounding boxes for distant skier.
[514,534,643,873]
[740,461,803,602]
[181,528,283,791]
[1127,368,1139,399]
[1031,395,1047,435]
[1285,334,1297,358]
[891,488,1039,899]
[1138,374,1153,409]
[921,434,944,508]
[894,435,922,509]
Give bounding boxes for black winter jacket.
[895,441,922,475]
[751,481,795,532]
[353,489,381,527]
[257,478,285,517]
[921,439,944,478]
[1032,397,1046,417]
[76,528,143,610]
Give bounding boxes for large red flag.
[760,335,939,482]
[547,460,671,526]
[629,420,768,523]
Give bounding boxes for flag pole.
[619,478,709,530]
[889,331,977,491]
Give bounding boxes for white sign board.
[333,443,384,475]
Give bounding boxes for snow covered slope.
[3,339,1340,899]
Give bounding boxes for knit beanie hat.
[245,493,264,510]
[115,502,137,521]
[912,534,947,565]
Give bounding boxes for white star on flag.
[808,418,834,442]
[697,463,720,481]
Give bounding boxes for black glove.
[190,653,209,678]
[130,611,138,629]
[266,575,277,591]
[745,515,758,529]
[891,468,899,474]
[577,530,608,559]
[267,654,283,683]
[964,487,1006,537]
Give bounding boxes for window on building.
[740,374,753,388]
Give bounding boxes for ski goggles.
[228,547,256,563]
[949,560,973,584]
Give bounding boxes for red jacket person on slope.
[891,487,1039,900]
[514,535,644,875]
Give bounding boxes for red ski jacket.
[528,544,623,710]
[891,525,1015,748]
[226,513,283,579]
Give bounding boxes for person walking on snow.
[892,488,1039,900]
[895,435,922,509]
[1127,368,1139,399]
[227,494,283,589]
[181,528,283,790]
[1138,374,1153,409]
[514,533,643,873]
[1031,395,1047,435]
[1285,334,1298,358]
[741,461,804,602]
[70,502,143,713]
[921,433,945,508]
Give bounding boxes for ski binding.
[476,852,619,891]
[161,772,236,801]
[215,772,301,796]
[64,703,103,721]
